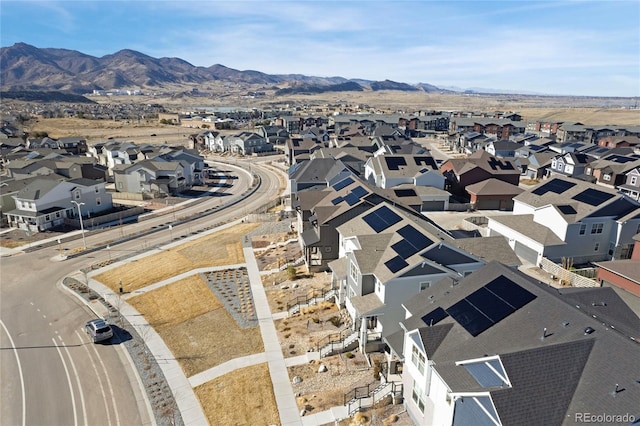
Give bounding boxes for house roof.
[402,261,640,424]
[466,178,524,196]
[489,214,566,246]
[289,158,348,183]
[14,178,64,200]
[594,259,640,284]
[452,236,521,267]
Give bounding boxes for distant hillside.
[1,90,96,103]
[275,81,364,95]
[0,43,447,95]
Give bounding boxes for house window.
[590,223,604,234]
[117,181,123,189]
[594,242,600,251]
[350,261,359,281]
[55,212,61,218]
[630,176,638,186]
[586,168,591,175]
[95,186,100,193]
[411,345,426,375]
[74,191,81,200]
[96,198,101,206]
[603,174,611,181]
[579,224,586,235]
[411,381,426,413]
[45,215,50,221]
[420,281,431,291]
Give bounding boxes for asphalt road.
[0,159,285,426]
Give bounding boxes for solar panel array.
[557,205,577,215]
[332,177,354,191]
[385,256,409,273]
[385,157,408,170]
[572,188,615,206]
[445,275,536,337]
[531,179,576,196]
[421,307,448,326]
[362,205,402,233]
[394,189,417,197]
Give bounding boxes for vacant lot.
[194,363,279,426]
[93,222,259,293]
[128,274,264,377]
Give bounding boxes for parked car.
[85,319,113,343]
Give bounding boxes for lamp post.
[106,244,111,261]
[70,200,86,250]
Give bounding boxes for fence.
[447,202,473,212]
[345,381,403,415]
[64,206,146,229]
[286,287,335,314]
[539,257,599,288]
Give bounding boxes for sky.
[1,1,639,97]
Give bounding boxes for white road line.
[76,330,111,426]
[89,342,121,426]
[0,319,26,426]
[52,337,78,426]
[62,335,88,426]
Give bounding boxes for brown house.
[595,259,640,297]
[466,178,523,210]
[598,135,640,148]
[440,150,520,196]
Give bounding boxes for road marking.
[52,337,78,426]
[77,330,111,426]
[42,315,47,319]
[29,302,34,306]
[0,319,26,426]
[62,336,88,426]
[88,343,121,426]
[36,308,40,312]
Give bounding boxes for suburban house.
[598,135,640,148]
[465,178,523,210]
[383,185,451,213]
[548,152,591,180]
[7,156,108,182]
[5,177,112,232]
[585,156,640,189]
[449,118,525,140]
[285,138,324,165]
[440,151,520,197]
[484,140,521,158]
[487,176,640,265]
[595,259,640,297]
[617,165,640,201]
[397,261,639,426]
[333,201,485,352]
[517,151,555,179]
[113,160,187,196]
[0,173,66,222]
[255,125,289,144]
[288,158,353,195]
[364,154,444,190]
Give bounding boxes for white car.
[85,319,113,343]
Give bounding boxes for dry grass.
[194,363,279,426]
[93,222,259,293]
[128,274,263,377]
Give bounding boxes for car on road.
[85,319,113,343]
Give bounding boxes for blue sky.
[1,1,639,97]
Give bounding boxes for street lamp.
[70,200,86,249]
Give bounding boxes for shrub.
[345,352,355,359]
[287,265,297,280]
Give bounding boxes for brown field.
[128,274,264,377]
[93,222,259,293]
[194,363,279,426]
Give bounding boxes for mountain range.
[1,43,459,96]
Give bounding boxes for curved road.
[0,160,285,426]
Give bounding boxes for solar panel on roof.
[331,196,343,205]
[351,186,368,198]
[557,205,577,215]
[485,275,536,309]
[332,177,354,191]
[446,299,494,337]
[397,225,433,251]
[466,287,514,323]
[344,193,360,206]
[362,205,402,233]
[394,189,417,197]
[571,188,615,206]
[421,307,448,326]
[384,157,407,170]
[385,256,409,273]
[531,179,576,196]
[392,240,419,259]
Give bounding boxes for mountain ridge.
[1,42,462,95]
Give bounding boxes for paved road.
[0,160,285,426]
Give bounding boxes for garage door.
[422,201,445,211]
[514,241,539,265]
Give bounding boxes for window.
[411,345,425,375]
[95,186,99,193]
[420,281,431,291]
[55,212,61,218]
[350,261,359,281]
[586,168,591,175]
[412,381,426,413]
[591,223,604,234]
[603,174,611,181]
[45,215,50,221]
[74,191,81,200]
[630,176,638,186]
[594,242,600,251]
[96,198,101,206]
[117,181,123,189]
[579,224,586,235]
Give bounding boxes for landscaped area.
[94,222,259,293]
[194,363,279,425]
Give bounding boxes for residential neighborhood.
[1,102,639,426]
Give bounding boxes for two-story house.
[487,176,640,264]
[440,150,520,197]
[364,154,444,190]
[399,261,639,426]
[617,165,640,201]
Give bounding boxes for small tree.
[287,264,297,281]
